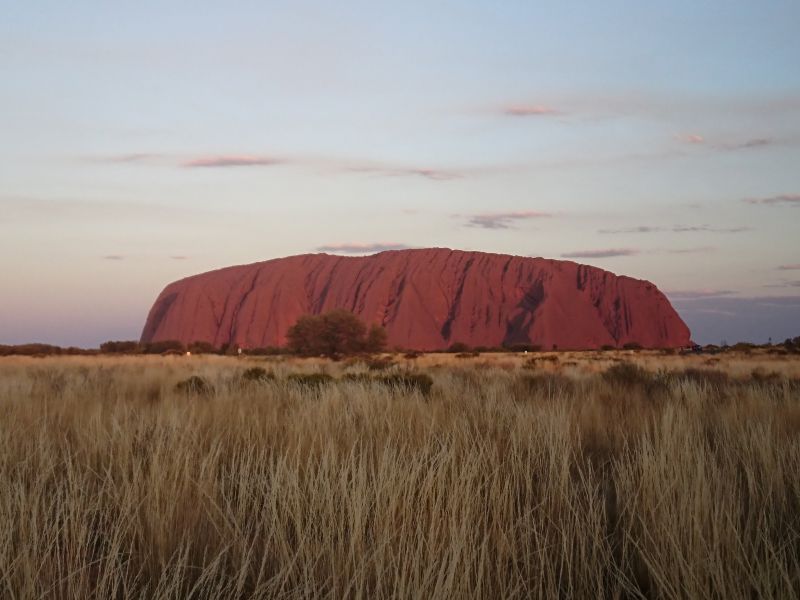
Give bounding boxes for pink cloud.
[675,133,705,144]
[502,104,560,117]
[778,264,800,270]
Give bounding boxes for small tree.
[100,340,140,354]
[286,310,387,357]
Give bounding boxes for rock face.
[141,248,691,350]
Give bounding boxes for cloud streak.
[666,289,737,300]
[778,264,800,271]
[182,155,284,168]
[744,194,800,206]
[599,224,751,234]
[501,104,560,117]
[346,165,461,181]
[315,243,412,254]
[561,248,639,259]
[463,211,553,229]
[675,133,705,144]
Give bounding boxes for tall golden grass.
[0,353,798,598]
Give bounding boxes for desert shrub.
[366,357,394,371]
[241,367,275,383]
[378,373,434,396]
[244,346,285,356]
[602,362,651,386]
[731,342,755,353]
[455,351,480,358]
[447,342,471,353]
[403,351,422,359]
[175,375,213,396]
[342,373,373,384]
[100,340,140,354]
[286,310,387,357]
[600,344,616,351]
[187,341,218,354]
[144,340,185,354]
[750,369,781,384]
[504,343,542,353]
[515,373,574,398]
[286,373,334,388]
[622,342,643,351]
[676,368,729,387]
[0,343,65,356]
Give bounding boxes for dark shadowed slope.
[141,248,691,350]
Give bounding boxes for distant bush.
[366,357,394,371]
[675,368,729,387]
[378,373,434,396]
[241,367,275,383]
[447,342,471,353]
[503,343,542,353]
[244,346,285,356]
[0,344,69,356]
[622,342,643,351]
[100,340,140,354]
[286,373,334,388]
[187,341,218,354]
[602,362,651,386]
[175,376,213,396]
[455,351,480,358]
[403,351,423,359]
[600,345,616,352]
[143,340,185,354]
[286,310,387,357]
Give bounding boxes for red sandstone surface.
[140,248,691,350]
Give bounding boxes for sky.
[1,0,799,347]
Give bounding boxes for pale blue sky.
[1,1,799,346]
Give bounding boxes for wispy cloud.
[102,255,125,261]
[100,153,162,164]
[315,243,412,254]
[744,194,800,206]
[661,246,716,255]
[501,104,560,117]
[561,248,639,259]
[778,264,800,271]
[346,165,461,181]
[675,133,705,144]
[599,224,750,234]
[170,255,189,260]
[463,211,553,229]
[182,155,285,168]
[717,137,772,151]
[666,289,737,300]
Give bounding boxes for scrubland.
[0,350,798,599]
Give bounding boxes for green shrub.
[287,310,387,357]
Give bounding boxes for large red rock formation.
[141,248,691,350]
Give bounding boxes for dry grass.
[0,353,798,599]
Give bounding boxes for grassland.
[0,350,798,599]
